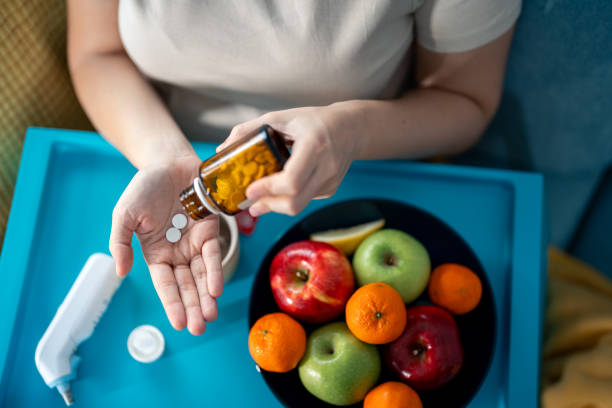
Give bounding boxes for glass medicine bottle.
[180,125,290,219]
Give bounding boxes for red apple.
[269,241,355,324]
[383,305,463,391]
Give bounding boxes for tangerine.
[364,381,423,408]
[248,312,306,373]
[428,263,482,315]
[345,282,407,344]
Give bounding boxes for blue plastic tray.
[0,128,545,407]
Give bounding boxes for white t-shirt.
[119,0,521,141]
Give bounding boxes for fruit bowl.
[248,199,496,408]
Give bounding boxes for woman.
[67,0,520,335]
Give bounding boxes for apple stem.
[412,343,427,357]
[384,253,396,266]
[295,269,309,282]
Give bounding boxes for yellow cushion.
[542,247,612,407]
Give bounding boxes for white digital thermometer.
[35,253,122,405]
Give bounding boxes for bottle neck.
[263,124,291,166]
[180,178,220,220]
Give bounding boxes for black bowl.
[248,199,496,408]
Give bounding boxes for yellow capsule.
[240,176,252,188]
[231,169,243,186]
[230,191,245,207]
[243,162,258,176]
[255,165,266,180]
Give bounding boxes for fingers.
[149,263,187,331]
[174,265,207,335]
[219,109,347,219]
[311,174,342,200]
[217,109,295,152]
[109,207,136,277]
[217,116,268,152]
[249,165,325,217]
[145,214,222,335]
[192,215,224,298]
[151,258,220,336]
[246,134,329,217]
[203,237,224,298]
[190,255,219,322]
[245,136,318,201]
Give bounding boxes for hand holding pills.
[172,213,188,229]
[109,158,224,335]
[165,213,188,243]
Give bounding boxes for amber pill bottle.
[180,125,290,219]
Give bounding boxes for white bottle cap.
[127,325,165,363]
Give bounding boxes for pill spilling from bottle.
[165,227,181,243]
[179,125,290,220]
[166,213,188,243]
[172,213,188,229]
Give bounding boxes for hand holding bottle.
[109,156,223,335]
[217,105,363,217]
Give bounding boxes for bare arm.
[67,0,196,169]
[221,26,516,217]
[345,26,515,159]
[67,1,222,336]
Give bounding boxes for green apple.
[353,229,430,302]
[298,322,380,406]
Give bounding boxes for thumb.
[217,117,270,153]
[109,208,135,277]
[245,171,289,201]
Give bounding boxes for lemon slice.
[310,219,385,255]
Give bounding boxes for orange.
[345,282,407,344]
[248,312,306,373]
[364,382,423,408]
[428,263,482,315]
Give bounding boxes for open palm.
[109,157,223,335]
